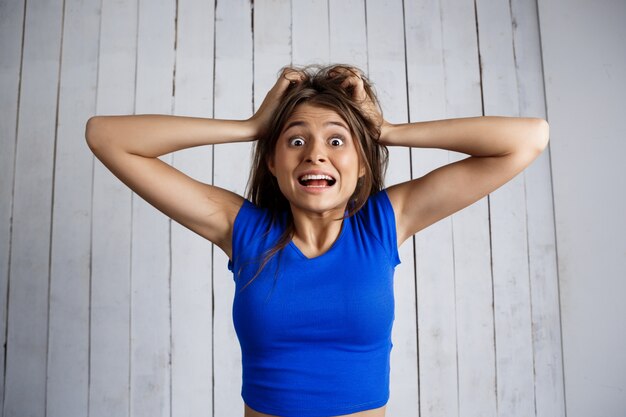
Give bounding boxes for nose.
[304,139,327,163]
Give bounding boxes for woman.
[85,65,549,417]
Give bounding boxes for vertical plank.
[328,0,368,70]
[89,0,137,415]
[0,0,25,411]
[441,0,498,416]
[212,0,253,415]
[254,0,292,98]
[46,0,100,416]
[131,1,176,416]
[3,1,64,416]
[510,0,565,416]
[475,1,536,416]
[171,0,215,416]
[292,0,329,65]
[404,1,459,416]
[365,0,419,414]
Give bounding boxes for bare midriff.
[244,404,386,417]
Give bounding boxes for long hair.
[241,64,389,291]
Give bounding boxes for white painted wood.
[328,0,368,70]
[404,1,461,416]
[538,0,626,416]
[476,1,536,416]
[3,1,63,416]
[131,1,176,416]
[510,1,565,415]
[0,1,24,412]
[213,1,254,415]
[170,0,215,416]
[439,1,498,417]
[89,1,137,416]
[365,1,419,415]
[253,0,292,99]
[0,2,568,417]
[292,0,329,66]
[46,0,100,416]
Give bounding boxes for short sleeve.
[358,190,401,267]
[228,200,275,273]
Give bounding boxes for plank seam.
[129,1,141,415]
[211,3,219,415]
[472,0,500,414]
[1,0,28,415]
[363,0,370,75]
[533,1,568,415]
[45,0,67,415]
[169,1,179,416]
[400,0,421,414]
[86,0,105,415]
[508,2,541,414]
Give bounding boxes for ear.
[267,155,276,177]
[358,161,366,178]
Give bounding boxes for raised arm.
[326,66,549,245]
[381,116,549,244]
[85,69,302,257]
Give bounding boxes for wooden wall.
[0,0,564,416]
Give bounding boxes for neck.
[289,204,346,258]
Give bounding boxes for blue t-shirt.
[229,190,401,417]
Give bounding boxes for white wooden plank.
[0,1,25,412]
[170,1,215,416]
[403,1,460,416]
[365,1,419,415]
[475,1,536,416]
[439,0,498,416]
[131,1,176,416]
[89,1,137,416]
[46,0,100,416]
[253,0,292,100]
[328,0,368,70]
[213,0,254,415]
[2,1,63,416]
[292,0,329,66]
[510,1,565,416]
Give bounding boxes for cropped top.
[229,190,401,417]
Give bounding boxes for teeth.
[299,174,334,181]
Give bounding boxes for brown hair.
[241,64,389,291]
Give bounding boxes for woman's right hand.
[247,67,304,138]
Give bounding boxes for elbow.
[533,118,550,153]
[85,116,106,152]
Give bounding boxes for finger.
[281,68,304,83]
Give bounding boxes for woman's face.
[268,103,365,217]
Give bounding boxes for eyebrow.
[283,120,350,132]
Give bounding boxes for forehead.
[282,103,349,131]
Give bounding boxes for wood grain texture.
[509,2,565,416]
[46,0,100,416]
[213,1,254,415]
[171,0,215,416]
[476,0,536,415]
[89,1,138,415]
[405,0,462,415]
[130,1,176,416]
[366,1,419,415]
[0,0,25,412]
[3,1,64,416]
[0,1,565,416]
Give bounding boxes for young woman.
[85,65,549,417]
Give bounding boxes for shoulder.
[354,189,400,266]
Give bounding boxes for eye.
[288,137,305,147]
[329,137,344,147]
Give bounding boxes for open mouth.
[298,174,337,188]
